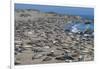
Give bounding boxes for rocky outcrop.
[15,9,94,65]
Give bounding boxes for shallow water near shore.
[64,22,94,33]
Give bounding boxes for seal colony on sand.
[15,9,94,65]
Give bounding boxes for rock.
[85,21,91,24]
[83,55,92,61]
[56,47,63,51]
[15,45,21,47]
[52,40,57,44]
[32,54,43,59]
[43,57,52,61]
[43,46,50,49]
[82,37,87,41]
[65,59,73,62]
[55,55,74,60]
[15,61,21,65]
[15,48,22,53]
[68,32,73,36]
[15,41,22,45]
[23,45,32,48]
[40,32,46,37]
[64,55,74,60]
[78,55,83,61]
[32,48,44,53]
[55,56,65,60]
[15,52,18,55]
[47,50,56,57]
[84,34,90,38]
[82,50,89,53]
[56,51,74,61]
[62,47,68,50]
[19,46,26,51]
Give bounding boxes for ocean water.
[15,3,94,20]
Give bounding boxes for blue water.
[15,3,94,20]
